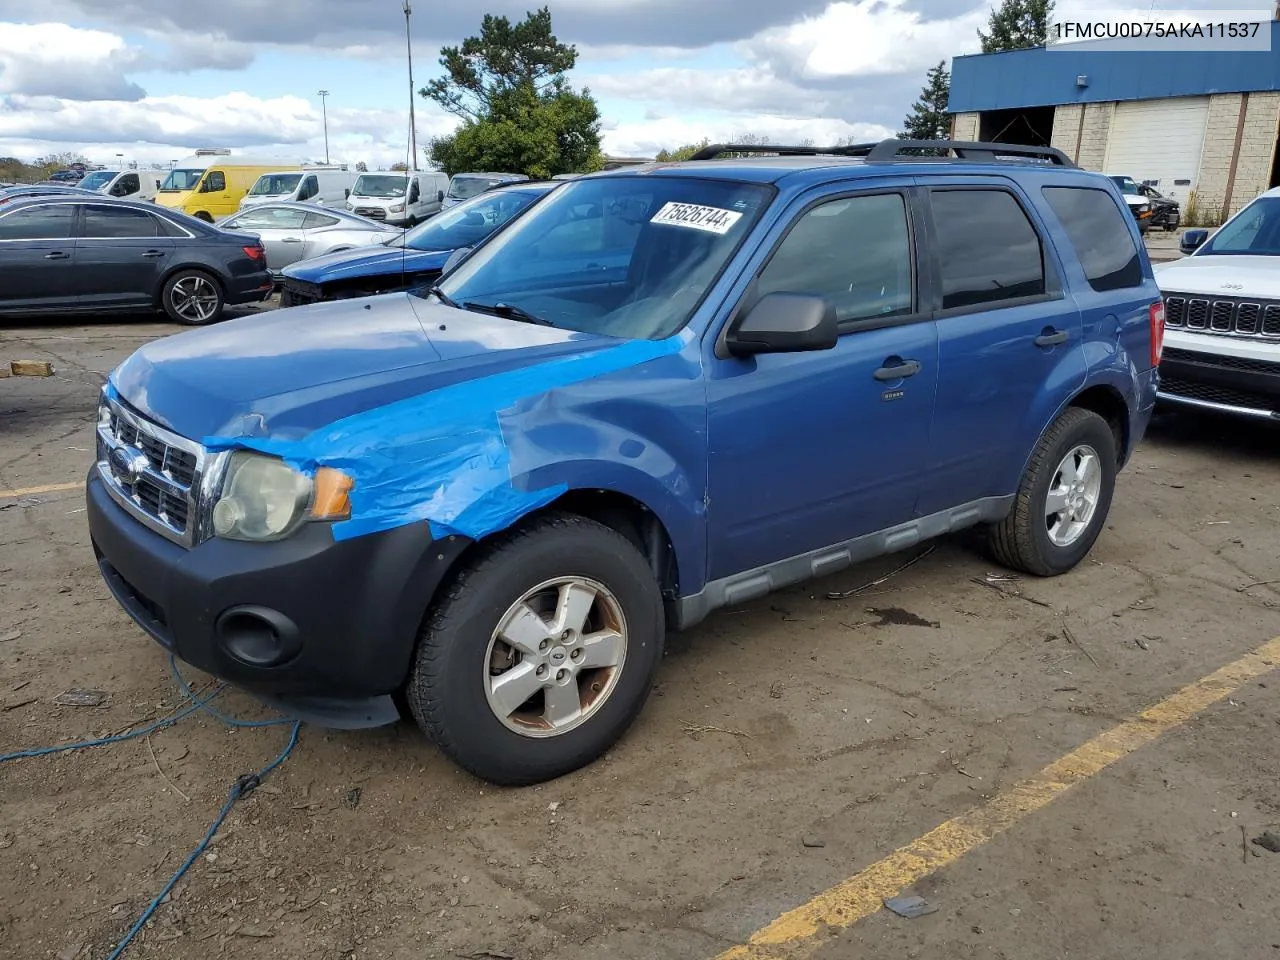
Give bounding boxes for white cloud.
[0,91,459,170]
[585,66,824,117]
[600,114,895,158]
[0,22,146,101]
[746,0,986,79]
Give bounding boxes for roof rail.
[865,139,1077,167]
[687,143,879,161]
[687,139,1076,168]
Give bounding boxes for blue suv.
[87,140,1163,785]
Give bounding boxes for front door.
[74,204,175,308]
[915,180,1086,516]
[704,185,940,581]
[0,202,78,310]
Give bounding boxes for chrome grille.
[96,393,207,547]
[1163,293,1280,340]
[354,206,387,221]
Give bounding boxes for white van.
[345,170,450,226]
[77,169,162,202]
[240,168,358,210]
[442,171,530,210]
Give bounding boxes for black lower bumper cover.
[86,471,469,729]
[1159,349,1280,415]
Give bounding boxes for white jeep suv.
[1153,186,1280,420]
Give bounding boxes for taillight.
[1149,300,1165,367]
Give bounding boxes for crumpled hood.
[110,294,617,442]
[282,245,450,284]
[1154,255,1280,299]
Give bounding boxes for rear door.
[75,204,175,307]
[300,211,343,261]
[917,177,1086,515]
[0,202,78,310]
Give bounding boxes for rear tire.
[987,408,1117,577]
[160,269,225,325]
[405,513,665,786]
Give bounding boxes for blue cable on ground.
[103,720,302,960]
[1,654,304,958]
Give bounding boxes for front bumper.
[1157,345,1280,420]
[87,470,468,727]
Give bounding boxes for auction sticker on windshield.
[650,202,742,235]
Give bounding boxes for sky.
[0,0,1265,170]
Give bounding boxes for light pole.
[317,90,331,165]
[116,153,124,170]
[403,0,418,171]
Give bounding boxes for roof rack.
[687,139,1077,169]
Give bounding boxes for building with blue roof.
[947,14,1280,224]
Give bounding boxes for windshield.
[448,175,506,200]
[79,171,115,191]
[388,188,545,251]
[352,174,407,198]
[1199,197,1280,256]
[434,176,772,340]
[1109,176,1141,196]
[249,174,302,196]
[160,168,205,192]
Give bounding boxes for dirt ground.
[4,253,1280,960]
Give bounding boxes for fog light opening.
[216,606,299,667]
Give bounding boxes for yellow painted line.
[0,481,83,500]
[716,634,1280,960]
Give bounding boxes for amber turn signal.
[310,467,354,520]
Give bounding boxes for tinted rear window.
[1042,186,1143,292]
[931,189,1046,310]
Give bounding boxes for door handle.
[281,237,303,243]
[141,250,166,259]
[44,251,70,260]
[1034,328,1069,347]
[873,358,922,381]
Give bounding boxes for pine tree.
[900,61,951,141]
[978,0,1054,52]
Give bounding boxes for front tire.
[161,269,225,325]
[406,514,665,786]
[987,408,1117,577]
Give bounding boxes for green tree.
[978,0,1054,52]
[421,7,602,178]
[900,61,951,140]
[355,161,368,172]
[655,139,710,162]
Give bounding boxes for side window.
[931,189,1046,310]
[408,179,421,203]
[202,171,226,192]
[0,204,75,240]
[1042,186,1142,292]
[756,193,913,323]
[82,205,161,238]
[299,176,318,200]
[121,174,139,193]
[302,212,340,229]
[232,208,308,230]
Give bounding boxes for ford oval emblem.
[108,446,149,484]
[1222,282,1243,290]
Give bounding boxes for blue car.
[278,180,557,306]
[88,139,1163,786]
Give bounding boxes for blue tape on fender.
[204,336,684,542]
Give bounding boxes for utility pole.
[404,0,418,171]
[317,90,331,164]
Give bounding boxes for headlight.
[211,452,352,541]
[1137,204,1151,215]
[346,201,355,210]
[389,202,406,213]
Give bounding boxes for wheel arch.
[1067,382,1132,466]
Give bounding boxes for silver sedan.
[216,202,402,273]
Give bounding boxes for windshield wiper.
[428,285,459,308]
[462,301,555,327]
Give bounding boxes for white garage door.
[1103,97,1209,207]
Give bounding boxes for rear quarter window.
[1042,186,1143,292]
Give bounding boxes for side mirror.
[1181,229,1208,254]
[726,292,839,357]
[441,246,472,275]
[344,188,350,198]
[438,189,445,202]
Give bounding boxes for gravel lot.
[4,237,1279,960]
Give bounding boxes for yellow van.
[180,160,295,222]
[154,149,230,214]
